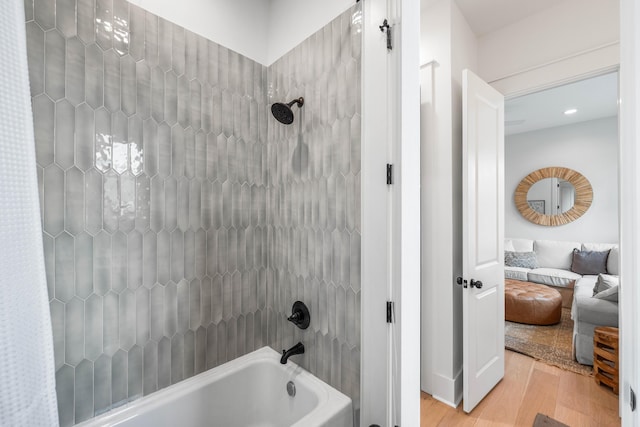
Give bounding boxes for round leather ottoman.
[505,280,562,325]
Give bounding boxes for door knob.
[470,279,483,289]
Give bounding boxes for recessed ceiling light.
[564,108,578,115]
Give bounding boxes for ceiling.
[443,0,618,136]
[454,0,562,36]
[505,72,619,136]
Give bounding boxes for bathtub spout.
[280,342,305,364]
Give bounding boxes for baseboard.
[430,369,463,408]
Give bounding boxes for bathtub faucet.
[280,342,305,364]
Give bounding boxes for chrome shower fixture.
[271,97,304,125]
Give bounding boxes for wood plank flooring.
[421,350,620,427]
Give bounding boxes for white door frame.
[619,0,639,424]
[360,0,421,425]
[360,0,392,423]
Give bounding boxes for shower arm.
[287,97,305,108]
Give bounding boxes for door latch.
[379,19,392,50]
[456,277,468,288]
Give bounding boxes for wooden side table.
[593,326,619,394]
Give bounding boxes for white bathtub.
[76,346,353,427]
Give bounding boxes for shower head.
[271,97,304,125]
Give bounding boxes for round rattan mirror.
[514,167,593,226]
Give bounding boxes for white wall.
[477,0,620,96]
[420,0,476,406]
[128,0,270,64]
[128,0,354,66]
[506,117,619,243]
[267,0,354,65]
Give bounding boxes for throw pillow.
[570,248,610,275]
[594,285,619,302]
[593,274,620,296]
[505,251,538,269]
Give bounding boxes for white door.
[461,69,505,413]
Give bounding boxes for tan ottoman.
[505,280,562,325]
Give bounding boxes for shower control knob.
[287,301,310,329]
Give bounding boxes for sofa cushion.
[570,248,610,275]
[505,266,530,281]
[504,240,515,252]
[506,238,534,252]
[594,286,619,302]
[527,268,581,287]
[582,243,619,275]
[505,251,538,269]
[593,274,619,295]
[534,240,581,270]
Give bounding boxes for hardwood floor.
[421,350,620,427]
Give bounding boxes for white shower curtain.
[0,0,60,425]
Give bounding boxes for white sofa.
[505,238,619,365]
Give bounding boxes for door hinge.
[379,19,392,50]
[386,301,395,323]
[386,163,393,185]
[631,387,637,411]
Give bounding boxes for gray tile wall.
[25,0,361,425]
[266,4,362,418]
[26,0,269,425]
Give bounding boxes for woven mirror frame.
[515,166,593,226]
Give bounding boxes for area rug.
[532,413,569,427]
[505,307,593,377]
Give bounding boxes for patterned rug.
[505,307,593,377]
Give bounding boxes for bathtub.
[76,346,353,427]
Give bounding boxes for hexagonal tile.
[177,75,189,128]
[104,49,120,112]
[120,54,136,116]
[85,293,104,360]
[170,230,184,283]
[119,289,135,350]
[43,164,64,236]
[34,0,55,29]
[103,170,119,232]
[75,359,95,423]
[177,279,189,334]
[77,0,96,45]
[164,177,177,231]
[164,281,177,338]
[65,297,85,366]
[151,67,165,123]
[75,232,93,298]
[65,38,85,106]
[127,230,142,289]
[190,80,201,130]
[33,94,54,167]
[111,349,128,405]
[26,22,44,96]
[136,61,150,119]
[129,5,145,61]
[93,231,111,295]
[119,172,136,232]
[111,231,128,292]
[135,287,150,345]
[149,284,164,341]
[135,174,150,232]
[85,44,104,108]
[171,125,185,177]
[85,168,104,235]
[102,291,119,356]
[156,230,170,284]
[95,0,113,51]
